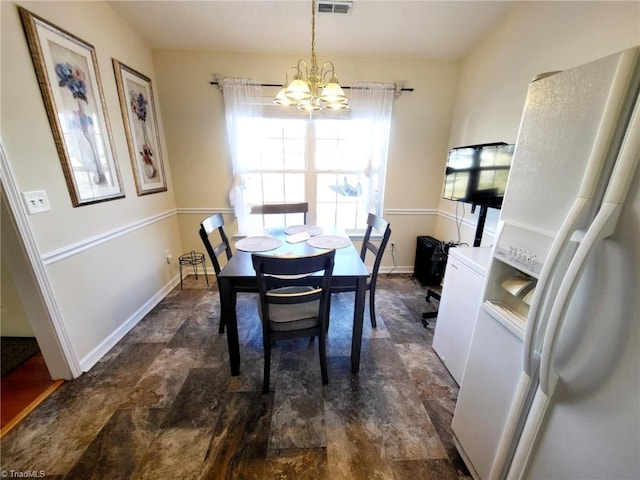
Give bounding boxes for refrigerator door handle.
[540,98,640,396]
[539,202,622,396]
[507,387,553,480]
[501,198,589,479]
[489,372,537,479]
[521,197,587,377]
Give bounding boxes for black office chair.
[330,213,391,329]
[199,213,254,333]
[252,249,335,394]
[421,242,450,328]
[250,202,309,225]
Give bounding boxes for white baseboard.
[379,266,413,274]
[78,273,181,373]
[79,264,415,373]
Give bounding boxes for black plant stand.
[178,251,209,290]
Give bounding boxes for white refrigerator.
[451,46,640,480]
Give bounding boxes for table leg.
[351,276,366,373]
[218,278,240,376]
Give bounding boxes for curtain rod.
[209,80,414,93]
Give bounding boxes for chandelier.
[274,0,348,111]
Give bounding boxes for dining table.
[217,225,370,376]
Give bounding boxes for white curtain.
[221,78,261,232]
[221,79,394,232]
[350,82,395,217]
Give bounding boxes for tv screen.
[442,142,514,208]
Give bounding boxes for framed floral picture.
[19,7,124,207]
[113,60,167,196]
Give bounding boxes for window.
[223,79,394,234]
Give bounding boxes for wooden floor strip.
[0,379,64,439]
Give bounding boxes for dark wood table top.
[218,226,370,280]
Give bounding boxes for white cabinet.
[432,247,491,384]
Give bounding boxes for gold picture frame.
[19,7,124,207]
[113,60,167,196]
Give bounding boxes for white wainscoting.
[41,209,178,265]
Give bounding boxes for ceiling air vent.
[318,1,353,15]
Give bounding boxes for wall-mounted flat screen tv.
[442,142,515,208]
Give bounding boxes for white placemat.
[284,225,323,236]
[307,235,352,250]
[235,236,283,252]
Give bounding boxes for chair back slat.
[266,287,323,305]
[251,202,309,224]
[252,250,335,311]
[253,251,334,286]
[360,213,391,266]
[199,213,233,275]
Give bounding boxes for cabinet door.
[432,257,485,384]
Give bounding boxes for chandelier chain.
[311,0,316,61]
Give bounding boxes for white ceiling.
[108,1,515,60]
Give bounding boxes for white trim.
[178,207,439,217]
[384,208,438,216]
[0,141,80,378]
[40,207,234,267]
[172,206,494,238]
[79,273,180,372]
[379,266,413,274]
[438,208,497,236]
[42,209,177,265]
[438,208,476,228]
[177,207,235,215]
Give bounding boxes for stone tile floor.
[0,274,470,479]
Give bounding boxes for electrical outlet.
[165,249,173,264]
[390,240,396,250]
[22,190,51,214]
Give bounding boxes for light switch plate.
[22,190,51,214]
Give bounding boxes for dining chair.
[199,213,242,333]
[252,249,335,394]
[250,202,309,224]
[330,213,391,329]
[199,213,232,275]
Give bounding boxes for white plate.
[284,225,323,236]
[307,235,351,250]
[235,236,283,252]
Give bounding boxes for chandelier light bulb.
[298,98,322,112]
[324,99,349,110]
[274,87,298,106]
[320,82,347,104]
[285,78,312,102]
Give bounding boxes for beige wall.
[152,50,459,271]
[435,1,640,247]
[1,1,183,376]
